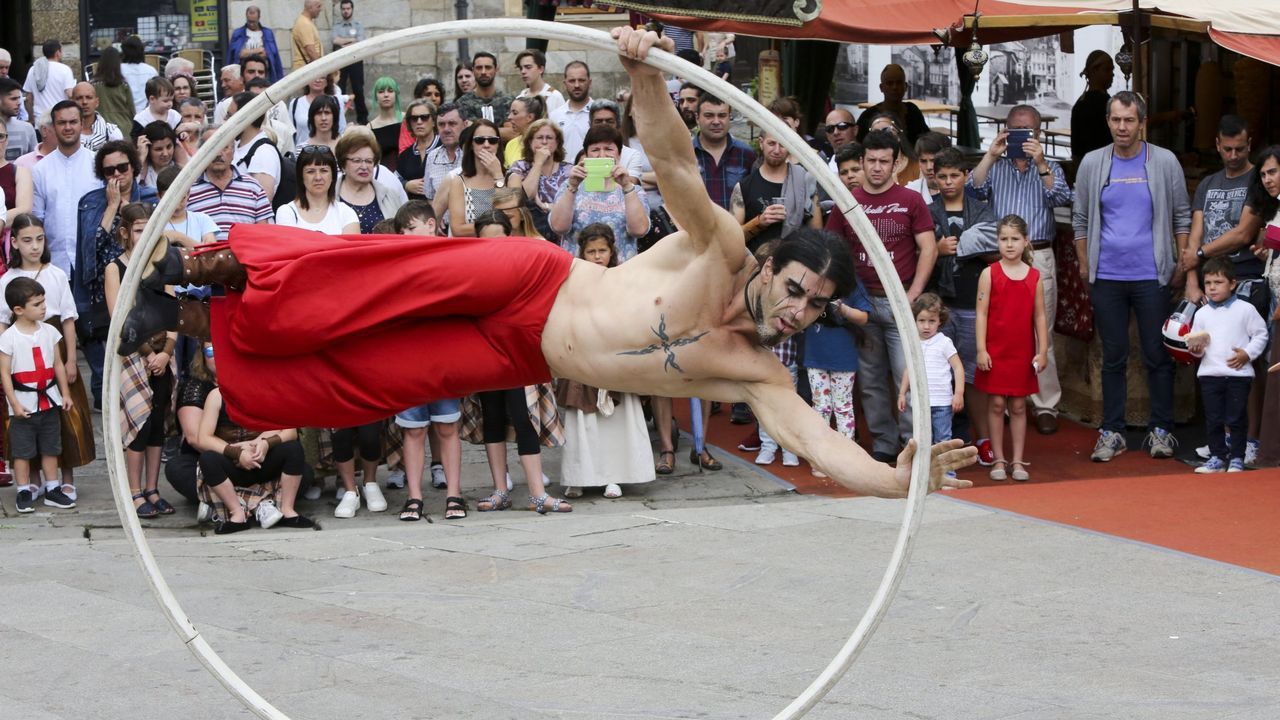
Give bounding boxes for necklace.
[743,266,763,328]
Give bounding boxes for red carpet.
[673,402,1280,575]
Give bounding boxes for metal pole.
[455,0,470,63]
[1131,0,1142,95]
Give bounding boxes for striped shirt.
[693,135,756,210]
[187,167,274,240]
[80,113,123,153]
[422,144,461,201]
[965,157,1072,241]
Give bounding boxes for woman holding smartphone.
[548,124,649,261]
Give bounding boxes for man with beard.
[457,52,512,126]
[73,82,123,152]
[677,82,700,130]
[119,27,975,501]
[422,102,467,223]
[549,60,593,160]
[823,108,857,170]
[31,101,99,275]
[0,77,37,160]
[731,129,821,253]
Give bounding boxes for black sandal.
[655,450,675,475]
[444,496,467,520]
[144,489,176,515]
[399,498,424,522]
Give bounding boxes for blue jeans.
[1089,279,1174,433]
[930,406,953,442]
[1201,376,1250,461]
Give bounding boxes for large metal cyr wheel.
[102,20,934,720]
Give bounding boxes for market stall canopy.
[621,0,1280,65]
[994,0,1280,66]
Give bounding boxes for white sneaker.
[430,464,446,489]
[1246,439,1259,467]
[255,500,283,529]
[302,485,322,501]
[196,502,213,523]
[363,483,388,512]
[781,451,800,467]
[335,483,346,501]
[1194,444,1211,460]
[603,483,622,498]
[334,490,360,518]
[385,469,406,489]
[755,448,777,465]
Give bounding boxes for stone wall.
[32,0,82,77]
[236,0,632,108]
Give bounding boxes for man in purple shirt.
[1072,91,1191,463]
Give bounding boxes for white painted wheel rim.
[103,20,933,719]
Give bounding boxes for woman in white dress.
[556,223,655,499]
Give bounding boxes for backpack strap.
[237,137,274,168]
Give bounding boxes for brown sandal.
[655,450,675,475]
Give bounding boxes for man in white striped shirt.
[966,104,1072,435]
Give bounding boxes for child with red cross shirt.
[0,277,74,512]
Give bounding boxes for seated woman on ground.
[557,223,655,499]
[197,379,314,533]
[469,209,571,514]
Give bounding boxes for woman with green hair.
[368,76,403,172]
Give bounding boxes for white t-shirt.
[618,145,645,184]
[120,63,159,113]
[134,107,182,130]
[0,322,64,414]
[921,330,962,404]
[517,85,566,114]
[549,99,592,162]
[276,200,359,233]
[22,61,76,120]
[0,266,77,326]
[233,131,282,182]
[165,211,219,246]
[921,333,959,406]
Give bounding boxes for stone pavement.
[1,420,1278,719]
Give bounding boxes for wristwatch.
[1196,247,1206,260]
[494,178,506,188]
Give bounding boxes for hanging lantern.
[962,40,989,79]
[1115,42,1134,81]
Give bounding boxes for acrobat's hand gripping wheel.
[103,20,934,720]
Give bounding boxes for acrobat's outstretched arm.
[612,26,742,263]
[744,378,976,497]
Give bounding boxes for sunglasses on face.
[825,121,854,133]
[103,162,131,177]
[472,136,500,145]
[409,114,433,123]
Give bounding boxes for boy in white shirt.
[132,77,181,136]
[0,277,74,511]
[1187,258,1268,473]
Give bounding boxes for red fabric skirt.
[210,225,575,430]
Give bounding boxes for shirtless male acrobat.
[120,26,977,499]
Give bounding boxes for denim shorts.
[945,309,978,385]
[394,398,461,428]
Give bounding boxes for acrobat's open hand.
[894,438,976,495]
[612,26,673,75]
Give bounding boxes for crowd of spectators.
[2,16,1279,531]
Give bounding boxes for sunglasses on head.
[472,136,500,145]
[825,121,854,133]
[103,162,131,177]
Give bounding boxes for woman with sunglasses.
[336,126,404,234]
[398,78,445,153]
[76,140,158,407]
[446,120,504,237]
[397,99,439,201]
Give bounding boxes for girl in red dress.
[975,215,1049,482]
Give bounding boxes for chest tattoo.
[618,314,709,373]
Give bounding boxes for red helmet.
[1163,299,1199,365]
